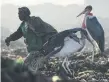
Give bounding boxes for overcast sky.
[1,0,85,6]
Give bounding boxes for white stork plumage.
[54,32,85,57]
[44,28,96,58]
[43,28,98,75]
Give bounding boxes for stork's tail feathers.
[97,39,105,53]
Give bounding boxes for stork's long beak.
[77,9,86,17]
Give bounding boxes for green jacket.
[8,16,57,52]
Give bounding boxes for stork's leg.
[65,57,70,72]
[92,50,94,62]
[72,69,75,78]
[93,40,101,54]
[64,57,75,77]
[62,57,69,74]
[62,57,72,75]
[92,42,100,62]
[91,40,99,62]
[66,60,72,75]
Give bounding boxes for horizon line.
[1,2,85,7]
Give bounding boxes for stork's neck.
[82,12,93,29]
[84,13,93,20]
[85,12,93,16]
[79,38,85,47]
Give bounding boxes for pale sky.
[1,0,85,6]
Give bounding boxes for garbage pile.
[41,50,109,82]
[1,48,109,82]
[1,48,27,59]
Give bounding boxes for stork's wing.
[86,16,104,41]
[45,43,64,59]
[86,16,105,52]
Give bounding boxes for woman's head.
[18,7,31,21]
